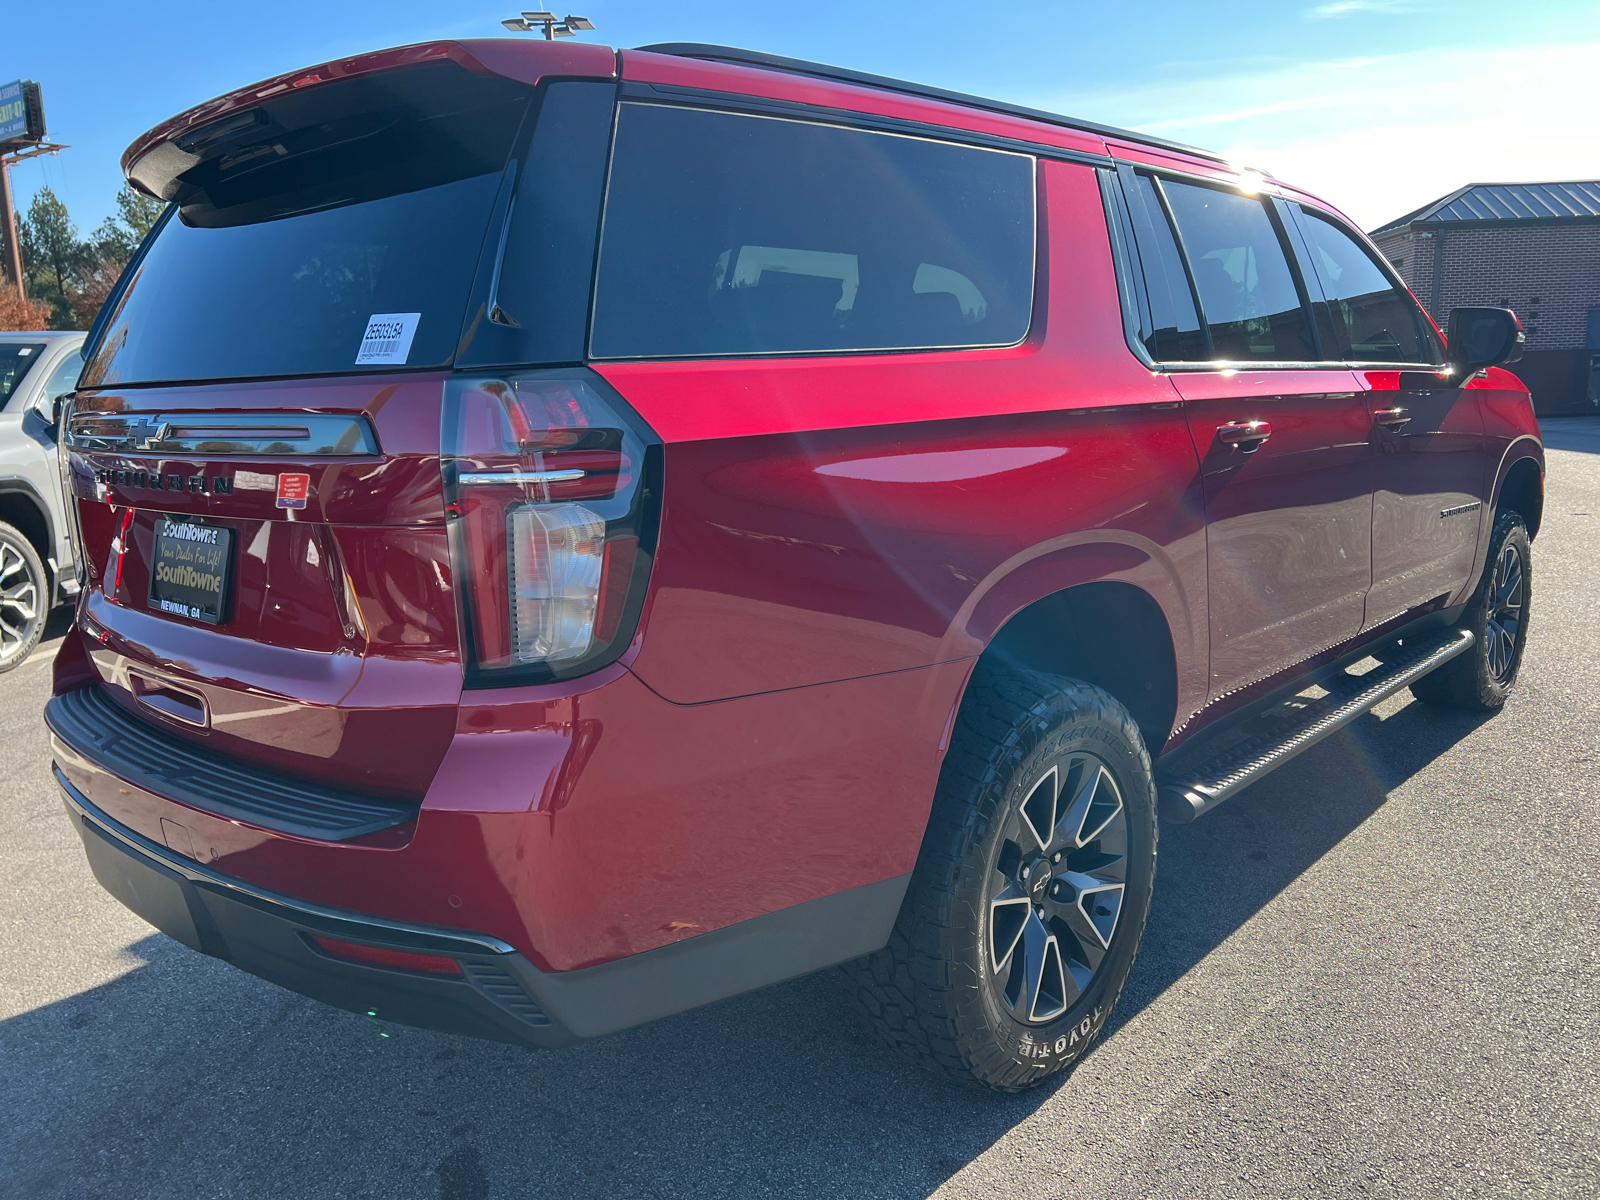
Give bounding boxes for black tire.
[1410,508,1531,711]
[837,664,1157,1092]
[0,521,47,673]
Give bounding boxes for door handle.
[1217,420,1272,452]
[1373,406,1411,430]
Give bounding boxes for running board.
[1157,628,1475,824]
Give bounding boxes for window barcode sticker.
[355,313,421,365]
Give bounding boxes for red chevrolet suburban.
[47,40,1541,1092]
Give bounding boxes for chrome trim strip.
[54,766,517,956]
[66,412,380,457]
[458,469,587,485]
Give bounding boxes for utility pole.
[0,154,22,297]
[0,141,69,300]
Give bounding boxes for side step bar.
[1157,627,1475,824]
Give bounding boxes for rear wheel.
[838,665,1157,1092]
[0,522,46,673]
[1411,508,1531,711]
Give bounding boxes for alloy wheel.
[0,543,41,665]
[1485,539,1524,685]
[986,753,1128,1024]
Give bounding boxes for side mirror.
[24,388,69,444]
[1447,306,1524,378]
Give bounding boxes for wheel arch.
[1495,452,1543,539]
[978,580,1179,754]
[0,481,57,585]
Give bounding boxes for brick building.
[1370,182,1600,415]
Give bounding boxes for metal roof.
[636,43,1232,166]
[1372,181,1600,235]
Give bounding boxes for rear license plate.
[149,516,233,625]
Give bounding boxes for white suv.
[0,331,83,670]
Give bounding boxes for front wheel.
[837,666,1157,1092]
[0,522,46,673]
[1411,509,1532,711]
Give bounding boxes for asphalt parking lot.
[2,419,1596,1200]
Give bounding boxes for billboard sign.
[0,80,44,148]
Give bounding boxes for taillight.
[442,369,659,684]
[56,392,87,589]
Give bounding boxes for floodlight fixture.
[501,12,594,39]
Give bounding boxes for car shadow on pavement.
[0,698,1491,1200]
[1538,414,1600,454]
[1107,695,1494,1044]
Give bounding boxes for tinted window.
[1129,175,1206,361]
[41,351,82,406]
[592,105,1035,358]
[0,344,47,407]
[1162,180,1315,363]
[460,82,615,369]
[1295,206,1435,363]
[83,64,532,387]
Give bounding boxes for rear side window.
[1293,206,1437,363]
[1160,180,1315,363]
[1127,175,1206,362]
[83,63,534,387]
[591,105,1035,359]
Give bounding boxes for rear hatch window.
[85,62,534,387]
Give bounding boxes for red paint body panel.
[1355,370,1494,626]
[1172,370,1373,712]
[65,376,463,796]
[53,653,969,970]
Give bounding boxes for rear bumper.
[57,769,908,1047]
[59,769,575,1046]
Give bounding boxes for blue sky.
[7,0,1598,235]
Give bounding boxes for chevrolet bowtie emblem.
[124,415,171,450]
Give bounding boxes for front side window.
[591,105,1035,359]
[1161,180,1315,363]
[41,351,83,407]
[0,344,47,408]
[1294,206,1437,363]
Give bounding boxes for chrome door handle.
[1373,406,1411,430]
[1217,420,1272,452]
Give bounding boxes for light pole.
[501,12,595,39]
[0,143,69,301]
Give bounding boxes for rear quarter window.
[590,105,1036,359]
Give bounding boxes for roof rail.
[633,43,1229,166]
